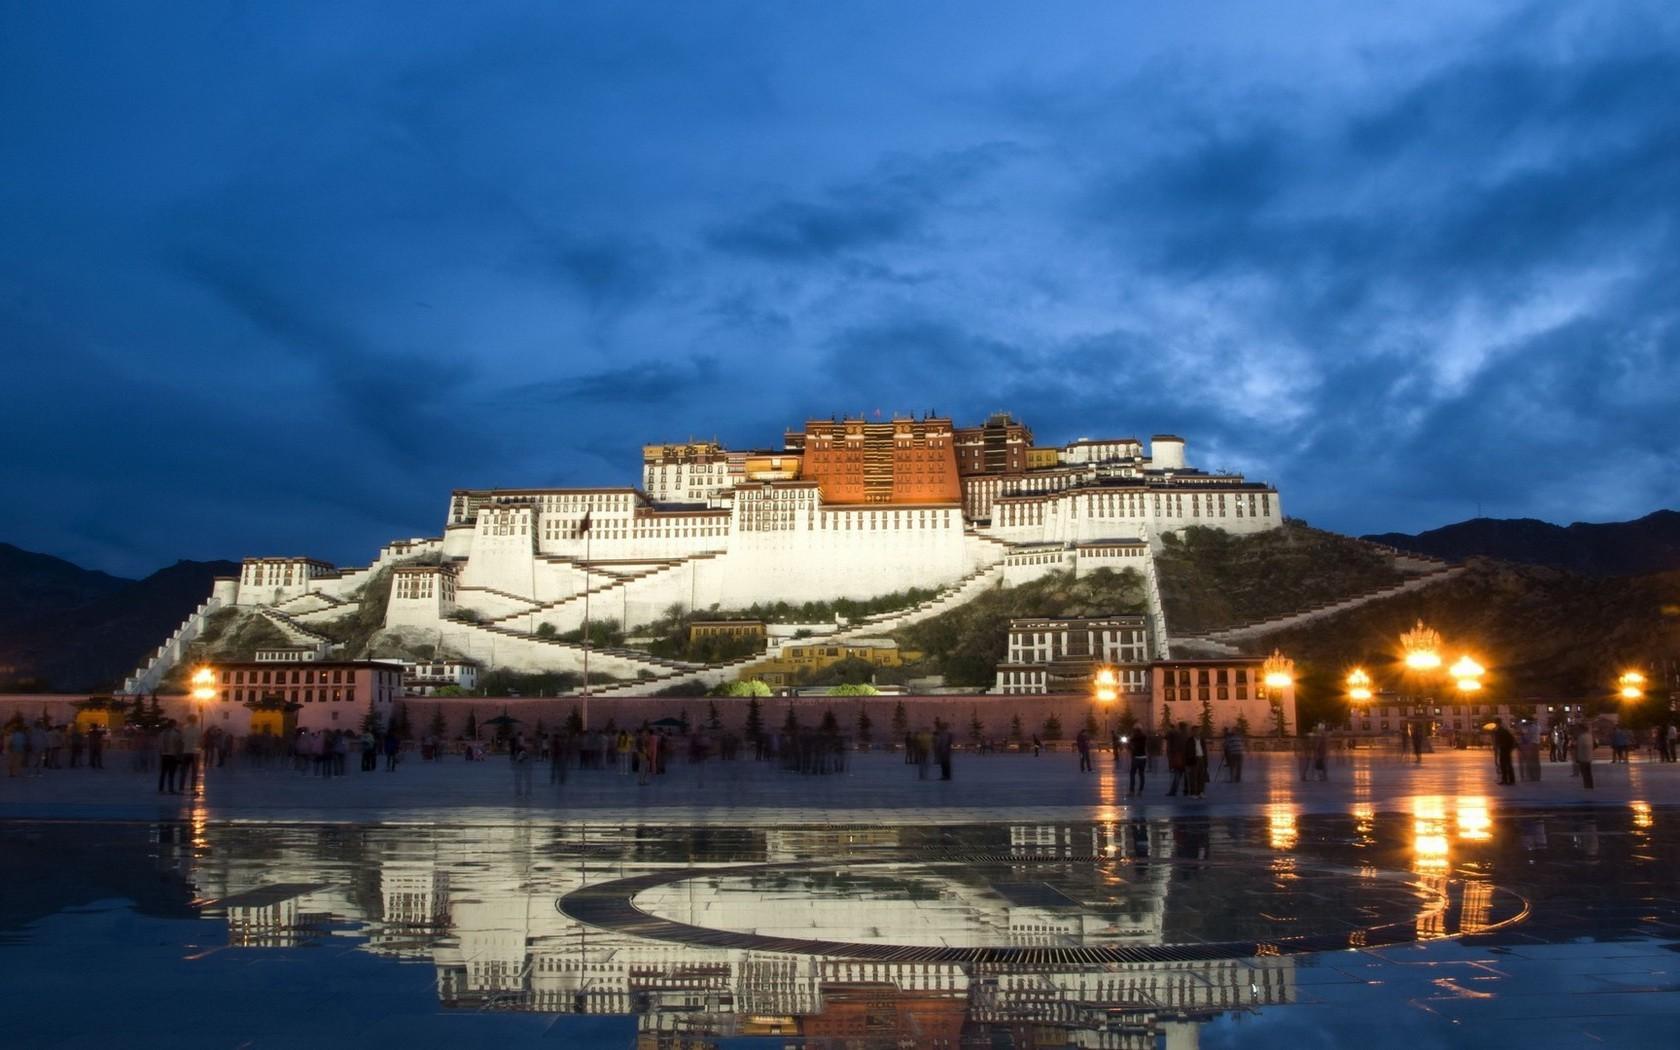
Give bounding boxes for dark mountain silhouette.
[0,543,130,626]
[1365,510,1680,577]
[0,556,238,692]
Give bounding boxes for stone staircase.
[121,598,225,695]
[477,553,718,628]
[1173,565,1466,649]
[826,562,1007,641]
[258,606,338,647]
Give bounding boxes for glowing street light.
[1093,666,1119,704]
[1618,670,1646,701]
[1449,654,1485,693]
[1401,620,1443,672]
[1346,668,1373,703]
[190,666,217,703]
[1262,650,1295,691]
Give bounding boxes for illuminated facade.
[127,412,1283,694]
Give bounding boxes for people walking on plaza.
[1184,728,1208,798]
[1165,724,1186,796]
[1572,722,1595,788]
[87,725,105,769]
[1030,734,1041,758]
[360,729,378,772]
[934,724,953,781]
[1126,727,1149,795]
[179,717,202,790]
[383,728,400,771]
[1666,722,1679,763]
[1075,728,1093,773]
[1492,718,1517,785]
[5,723,26,777]
[1518,721,1542,781]
[157,723,183,793]
[914,728,932,780]
[28,723,47,775]
[510,731,533,797]
[1222,727,1245,783]
[1409,721,1426,764]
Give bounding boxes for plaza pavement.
[2,746,1674,825]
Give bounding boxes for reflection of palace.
[183,821,1297,1048]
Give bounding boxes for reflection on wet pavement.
[0,801,1676,1047]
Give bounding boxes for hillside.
[0,558,240,692]
[1366,509,1680,577]
[1155,522,1408,636]
[892,568,1146,686]
[1237,559,1680,728]
[0,543,129,626]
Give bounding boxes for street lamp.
[1450,655,1485,694]
[1401,620,1443,671]
[1262,650,1294,691]
[1346,668,1373,703]
[1618,670,1645,701]
[1093,665,1119,743]
[190,666,217,789]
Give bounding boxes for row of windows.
[1170,668,1251,686]
[223,688,354,704]
[1165,686,1252,701]
[224,668,394,686]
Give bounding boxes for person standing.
[1126,728,1149,795]
[87,725,105,770]
[1165,724,1186,796]
[510,731,533,797]
[1185,729,1208,799]
[157,723,182,793]
[1572,722,1595,788]
[179,717,202,791]
[1075,728,1092,773]
[1410,721,1426,764]
[5,723,26,778]
[1492,718,1517,786]
[69,726,85,768]
[383,728,400,771]
[1225,728,1245,784]
[935,724,953,781]
[360,729,378,772]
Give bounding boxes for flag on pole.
[578,510,592,535]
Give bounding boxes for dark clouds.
[1,1,1675,576]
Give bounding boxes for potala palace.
[126,413,1282,697]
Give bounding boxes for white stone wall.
[985,484,1280,546]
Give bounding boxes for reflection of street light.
[1346,668,1373,703]
[1618,670,1646,701]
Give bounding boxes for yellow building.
[1025,447,1061,469]
[739,638,919,687]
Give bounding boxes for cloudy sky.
[4,1,1676,577]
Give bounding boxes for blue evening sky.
[3,2,1676,576]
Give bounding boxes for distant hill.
[1366,510,1680,577]
[0,543,129,626]
[0,554,239,693]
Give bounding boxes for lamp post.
[1262,650,1294,736]
[1093,665,1119,746]
[1399,620,1444,746]
[190,666,217,787]
[1618,670,1645,702]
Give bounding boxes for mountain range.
[0,544,238,692]
[1365,509,1680,577]
[1,509,1675,693]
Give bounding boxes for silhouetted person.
[1493,719,1517,785]
[1127,728,1149,795]
[1572,723,1594,789]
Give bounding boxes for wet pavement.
[1,752,1677,1047]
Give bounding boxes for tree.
[968,708,985,747]
[783,707,800,736]
[745,697,764,740]
[463,710,478,740]
[1199,696,1214,737]
[891,700,909,738]
[819,709,839,736]
[1084,708,1099,737]
[359,698,383,735]
[535,622,557,639]
[1116,707,1138,736]
[856,707,873,746]
[392,702,412,738]
[829,682,879,696]
[1042,714,1063,741]
[1009,713,1023,741]
[706,701,723,730]
[1158,703,1173,735]
[428,706,447,739]
[566,706,584,734]
[1234,712,1252,737]
[1269,697,1290,737]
